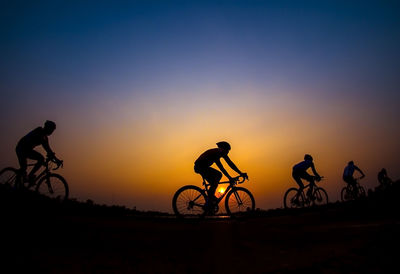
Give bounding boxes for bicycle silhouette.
[284,176,328,209]
[0,158,69,200]
[341,177,366,202]
[172,175,255,217]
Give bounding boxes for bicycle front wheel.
[312,187,328,206]
[0,167,19,188]
[225,187,255,215]
[172,185,207,218]
[36,174,69,200]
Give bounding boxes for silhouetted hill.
[1,180,399,219]
[0,184,170,218]
[1,182,399,273]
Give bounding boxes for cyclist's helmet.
[217,141,231,151]
[304,154,313,161]
[44,120,56,131]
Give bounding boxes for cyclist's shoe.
[204,197,217,215]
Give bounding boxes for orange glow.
[2,87,398,212]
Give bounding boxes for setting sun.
[0,0,399,213]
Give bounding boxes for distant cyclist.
[343,161,365,195]
[292,154,322,199]
[15,120,63,186]
[194,141,247,208]
[377,168,391,189]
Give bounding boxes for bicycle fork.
[44,176,54,194]
[233,190,244,206]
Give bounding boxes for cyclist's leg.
[26,150,45,180]
[202,167,222,202]
[16,146,28,180]
[344,176,357,197]
[301,172,314,197]
[348,177,358,196]
[292,170,304,203]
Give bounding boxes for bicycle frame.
[202,176,245,205]
[24,158,59,185]
[344,177,363,191]
[295,178,324,201]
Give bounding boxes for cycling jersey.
[194,148,227,168]
[16,127,52,154]
[293,159,314,171]
[343,165,360,178]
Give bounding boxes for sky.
[1,0,399,212]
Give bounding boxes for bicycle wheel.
[36,174,69,200]
[172,185,207,217]
[284,187,304,209]
[358,186,366,198]
[312,187,328,206]
[341,187,352,202]
[0,167,19,188]
[225,187,255,215]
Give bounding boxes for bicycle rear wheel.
[312,187,328,206]
[341,187,350,201]
[0,167,19,188]
[36,174,69,200]
[225,187,255,215]
[284,187,304,209]
[172,185,207,218]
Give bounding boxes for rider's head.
[217,141,231,154]
[44,120,56,135]
[348,161,354,166]
[304,154,313,161]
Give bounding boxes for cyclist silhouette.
[377,168,391,188]
[194,141,247,207]
[15,120,62,186]
[292,154,321,200]
[343,161,365,195]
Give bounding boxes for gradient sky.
[1,0,399,212]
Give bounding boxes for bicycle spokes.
[233,190,243,205]
[173,186,207,216]
[226,188,255,214]
[45,180,54,194]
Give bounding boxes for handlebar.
[232,175,248,184]
[314,176,324,182]
[46,158,63,170]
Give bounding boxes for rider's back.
[293,159,312,171]
[195,148,225,168]
[343,165,357,178]
[17,127,48,150]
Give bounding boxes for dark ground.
[1,185,399,274]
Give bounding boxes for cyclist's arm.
[215,159,232,180]
[355,166,365,177]
[223,155,243,175]
[42,137,61,164]
[310,163,321,178]
[42,137,55,158]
